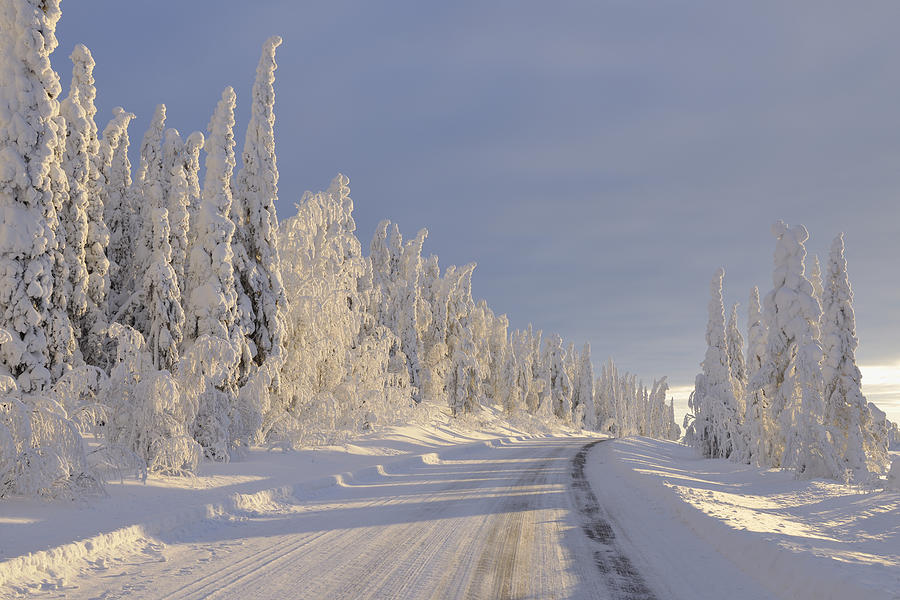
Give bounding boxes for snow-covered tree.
[276,174,375,440]
[163,129,190,296]
[726,303,747,401]
[572,342,596,430]
[69,45,110,358]
[186,88,244,458]
[101,107,137,322]
[543,334,572,421]
[821,234,889,479]
[740,287,769,465]
[0,0,72,392]
[0,0,109,499]
[396,228,427,400]
[445,264,481,415]
[46,109,80,380]
[233,36,287,370]
[58,86,90,341]
[593,358,674,439]
[751,222,839,478]
[693,268,739,459]
[129,104,168,336]
[143,207,184,372]
[182,130,204,256]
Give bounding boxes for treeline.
[0,1,676,498]
[686,222,896,483]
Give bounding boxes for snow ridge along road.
[8,436,656,599]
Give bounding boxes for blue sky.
[54,2,900,420]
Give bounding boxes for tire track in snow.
[571,440,658,600]
[464,445,562,599]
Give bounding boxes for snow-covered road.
[13,434,885,600]
[29,437,642,600]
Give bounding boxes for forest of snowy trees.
[0,1,677,498]
[685,222,898,483]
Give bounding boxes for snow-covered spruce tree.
[740,286,769,465]
[47,109,80,380]
[543,334,572,422]
[470,300,494,401]
[668,398,680,440]
[0,0,105,497]
[649,377,669,437]
[486,311,510,408]
[0,0,72,392]
[368,220,399,327]
[508,327,537,415]
[572,342,596,430]
[102,107,137,322]
[129,104,168,335]
[445,264,481,416]
[397,228,427,400]
[58,87,90,343]
[143,207,184,372]
[750,222,839,478]
[163,128,191,297]
[181,130,204,253]
[821,234,889,479]
[594,358,618,434]
[69,45,110,359]
[233,36,287,372]
[726,303,747,404]
[186,88,245,459]
[416,255,450,403]
[497,334,522,415]
[564,341,578,417]
[692,268,739,459]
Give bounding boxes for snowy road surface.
[19,437,662,600]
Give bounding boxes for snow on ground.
[0,406,585,597]
[587,437,900,600]
[4,417,898,600]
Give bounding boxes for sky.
[53,1,900,422]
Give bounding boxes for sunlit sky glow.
[53,2,900,422]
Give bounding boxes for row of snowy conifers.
[685,221,896,483]
[0,1,677,498]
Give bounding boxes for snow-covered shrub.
[0,393,100,498]
[101,324,200,476]
[46,364,105,434]
[182,335,241,461]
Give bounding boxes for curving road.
[31,438,657,600]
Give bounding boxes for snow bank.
[589,438,899,600]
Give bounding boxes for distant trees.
[686,222,892,482]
